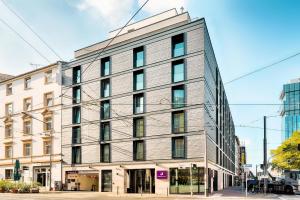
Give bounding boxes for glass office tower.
[280,79,300,140]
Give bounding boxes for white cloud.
[138,0,188,15]
[76,0,135,27]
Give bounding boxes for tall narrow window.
[44,92,54,107]
[43,141,51,155]
[72,146,81,164]
[101,170,112,192]
[73,106,81,124]
[24,77,31,89]
[5,145,12,159]
[172,33,184,57]
[172,111,185,133]
[101,79,110,98]
[23,98,32,111]
[172,85,185,108]
[72,126,81,144]
[73,66,81,84]
[23,119,32,135]
[45,70,53,84]
[133,70,144,91]
[133,46,144,68]
[5,124,12,138]
[44,116,53,131]
[101,122,110,141]
[101,57,110,77]
[172,60,184,83]
[23,143,32,157]
[133,93,144,114]
[101,101,110,120]
[6,83,12,95]
[5,169,13,180]
[73,86,81,104]
[101,144,110,163]
[172,137,185,158]
[133,117,144,138]
[133,140,144,161]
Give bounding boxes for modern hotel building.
[0,63,62,190]
[61,9,236,195]
[280,78,300,140]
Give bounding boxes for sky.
[0,0,300,173]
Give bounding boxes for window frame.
[172,136,186,159]
[72,126,81,144]
[133,69,144,91]
[101,78,111,98]
[172,111,186,133]
[72,66,81,84]
[172,59,185,83]
[23,142,32,157]
[101,57,111,77]
[172,85,185,108]
[72,86,81,104]
[133,140,145,161]
[133,93,144,114]
[72,106,81,124]
[100,143,111,163]
[6,83,12,96]
[133,46,145,68]
[101,122,111,141]
[171,33,185,58]
[72,146,81,164]
[133,117,145,138]
[24,77,31,89]
[101,100,111,120]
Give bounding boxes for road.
[0,187,299,200]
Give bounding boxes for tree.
[270,131,300,170]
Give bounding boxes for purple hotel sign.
[156,170,168,179]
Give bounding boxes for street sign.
[243,164,252,168]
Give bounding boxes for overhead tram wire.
[224,51,300,85]
[0,17,50,63]
[0,0,62,60]
[60,0,150,98]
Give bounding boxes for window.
[73,66,81,84]
[44,116,53,131]
[23,143,32,156]
[73,86,81,104]
[23,120,32,135]
[172,137,185,158]
[172,60,185,83]
[72,106,81,124]
[101,101,110,120]
[23,98,32,111]
[172,85,185,108]
[101,144,110,163]
[101,57,110,77]
[133,117,144,138]
[172,33,184,57]
[5,103,13,116]
[24,77,31,89]
[5,169,13,180]
[6,83,12,95]
[43,141,51,155]
[133,140,144,161]
[101,79,110,98]
[101,170,112,192]
[133,70,144,91]
[5,124,12,138]
[45,70,53,84]
[133,93,144,114]
[101,122,110,141]
[172,111,185,133]
[72,146,81,164]
[5,145,12,159]
[133,46,144,68]
[72,126,81,144]
[44,92,54,107]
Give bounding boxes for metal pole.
[245,171,248,198]
[263,116,267,194]
[190,163,193,196]
[204,131,209,197]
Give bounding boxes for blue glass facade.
[282,81,300,140]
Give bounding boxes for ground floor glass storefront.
[170,167,205,194]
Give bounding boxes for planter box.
[31,188,39,193]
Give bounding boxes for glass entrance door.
[126,169,155,193]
